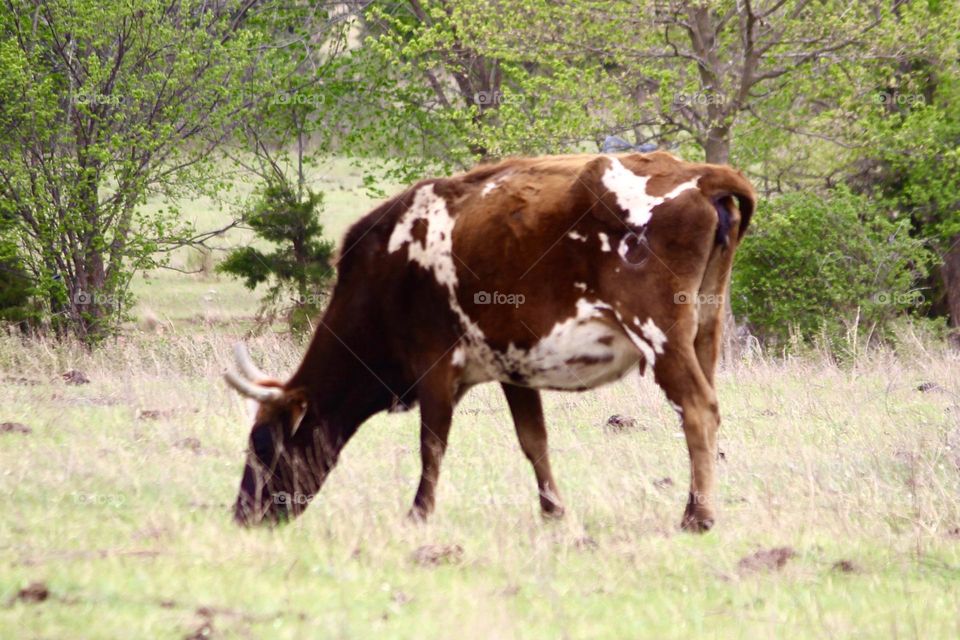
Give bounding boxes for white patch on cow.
[568,231,587,241]
[507,298,639,389]
[601,158,699,227]
[385,185,496,384]
[451,346,466,367]
[481,174,509,197]
[598,232,611,252]
[388,185,459,291]
[617,234,634,262]
[640,318,668,354]
[623,324,656,366]
[574,282,588,292]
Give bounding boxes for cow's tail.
[698,167,756,247]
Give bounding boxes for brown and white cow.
[224,151,755,532]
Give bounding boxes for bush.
[217,181,335,333]
[731,187,931,350]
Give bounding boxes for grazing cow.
[225,152,755,531]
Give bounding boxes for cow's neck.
[289,327,393,451]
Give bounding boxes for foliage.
[218,182,335,333]
[0,0,280,343]
[731,188,932,349]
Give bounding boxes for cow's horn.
[233,343,270,382]
[224,368,284,402]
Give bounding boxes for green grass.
[1,332,959,638]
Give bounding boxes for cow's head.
[224,344,330,526]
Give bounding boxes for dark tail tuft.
[698,167,756,245]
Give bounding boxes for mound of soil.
[738,547,796,574]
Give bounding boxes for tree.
[843,2,960,341]
[0,0,279,342]
[217,182,334,333]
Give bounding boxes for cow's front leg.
[653,346,721,532]
[408,370,454,522]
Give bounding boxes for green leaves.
[0,0,288,342]
[218,181,334,334]
[732,188,932,350]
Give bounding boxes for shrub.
[217,181,335,334]
[731,187,931,350]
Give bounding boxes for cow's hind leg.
[653,345,721,532]
[501,383,564,518]
[692,247,735,386]
[408,369,455,522]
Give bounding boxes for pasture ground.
[1,159,959,638]
[1,330,958,639]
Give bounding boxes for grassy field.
[2,161,960,639]
[1,331,959,638]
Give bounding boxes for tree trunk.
[704,127,730,165]
[943,234,960,348]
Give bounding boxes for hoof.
[406,506,430,523]
[541,503,566,520]
[681,492,715,533]
[680,514,715,533]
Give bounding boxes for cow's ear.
[287,392,309,437]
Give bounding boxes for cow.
[224,151,755,532]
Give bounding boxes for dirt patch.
[62,370,90,385]
[14,581,49,604]
[738,547,796,574]
[411,544,463,567]
[652,476,674,490]
[138,409,174,421]
[604,414,639,431]
[831,559,859,573]
[917,381,945,393]
[0,422,31,435]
